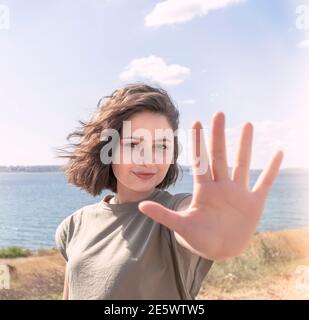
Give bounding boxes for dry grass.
[1,228,309,300]
[197,227,309,300]
[0,250,65,300]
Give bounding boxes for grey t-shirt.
[55,187,214,300]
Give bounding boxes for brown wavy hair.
[54,82,184,196]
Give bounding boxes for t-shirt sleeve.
[169,192,214,299]
[55,216,70,262]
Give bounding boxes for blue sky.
[0,0,308,168]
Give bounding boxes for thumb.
[138,200,184,235]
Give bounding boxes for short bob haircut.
[55,82,184,196]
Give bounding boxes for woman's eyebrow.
[122,136,171,142]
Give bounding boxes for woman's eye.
[124,143,167,150]
[124,143,138,148]
[154,144,167,150]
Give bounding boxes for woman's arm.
[63,263,69,300]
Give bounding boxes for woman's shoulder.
[54,203,99,256]
[55,202,98,236]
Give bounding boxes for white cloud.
[119,55,190,86]
[224,120,309,169]
[298,37,309,48]
[145,0,244,27]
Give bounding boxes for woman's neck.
[113,186,156,204]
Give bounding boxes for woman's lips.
[132,172,156,180]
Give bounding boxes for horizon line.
[0,164,308,171]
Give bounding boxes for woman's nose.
[133,145,155,165]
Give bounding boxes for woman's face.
[111,111,175,193]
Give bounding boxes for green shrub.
[0,246,33,258]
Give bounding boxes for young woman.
[55,83,283,300]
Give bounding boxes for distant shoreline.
[0,165,308,173]
[0,165,191,173]
[0,165,63,173]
